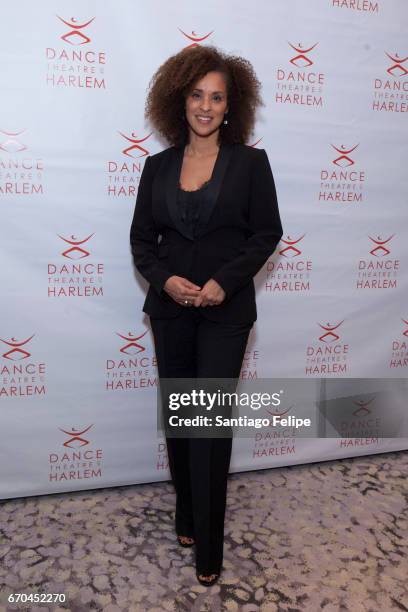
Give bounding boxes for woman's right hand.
[163,275,201,306]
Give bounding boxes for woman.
[130,45,283,586]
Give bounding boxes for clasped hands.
[163,275,226,307]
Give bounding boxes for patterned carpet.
[1,450,408,611]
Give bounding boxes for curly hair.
[144,45,264,148]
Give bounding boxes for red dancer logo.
[0,129,27,154]
[279,234,306,258]
[318,321,344,343]
[368,234,394,257]
[385,51,408,77]
[178,28,213,48]
[56,16,95,46]
[58,234,94,259]
[288,42,318,68]
[59,425,93,448]
[332,144,359,167]
[117,131,152,158]
[352,397,375,417]
[0,334,35,360]
[116,330,148,355]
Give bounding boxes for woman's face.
[184,71,229,140]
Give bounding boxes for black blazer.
[130,142,283,324]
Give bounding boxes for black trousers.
[150,307,252,575]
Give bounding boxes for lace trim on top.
[178,178,211,192]
[177,179,211,237]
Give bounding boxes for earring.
[223,113,228,125]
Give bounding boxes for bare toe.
[178,535,194,545]
[198,573,217,582]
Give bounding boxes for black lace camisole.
[177,178,211,238]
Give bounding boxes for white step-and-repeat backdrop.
[1,0,407,500]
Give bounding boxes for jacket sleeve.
[211,148,283,300]
[130,155,174,296]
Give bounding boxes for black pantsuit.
[150,308,252,574]
[130,141,283,576]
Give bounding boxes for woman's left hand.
[193,279,226,307]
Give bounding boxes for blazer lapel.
[196,143,232,237]
[165,142,233,241]
[165,146,190,239]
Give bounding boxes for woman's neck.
[185,132,220,158]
